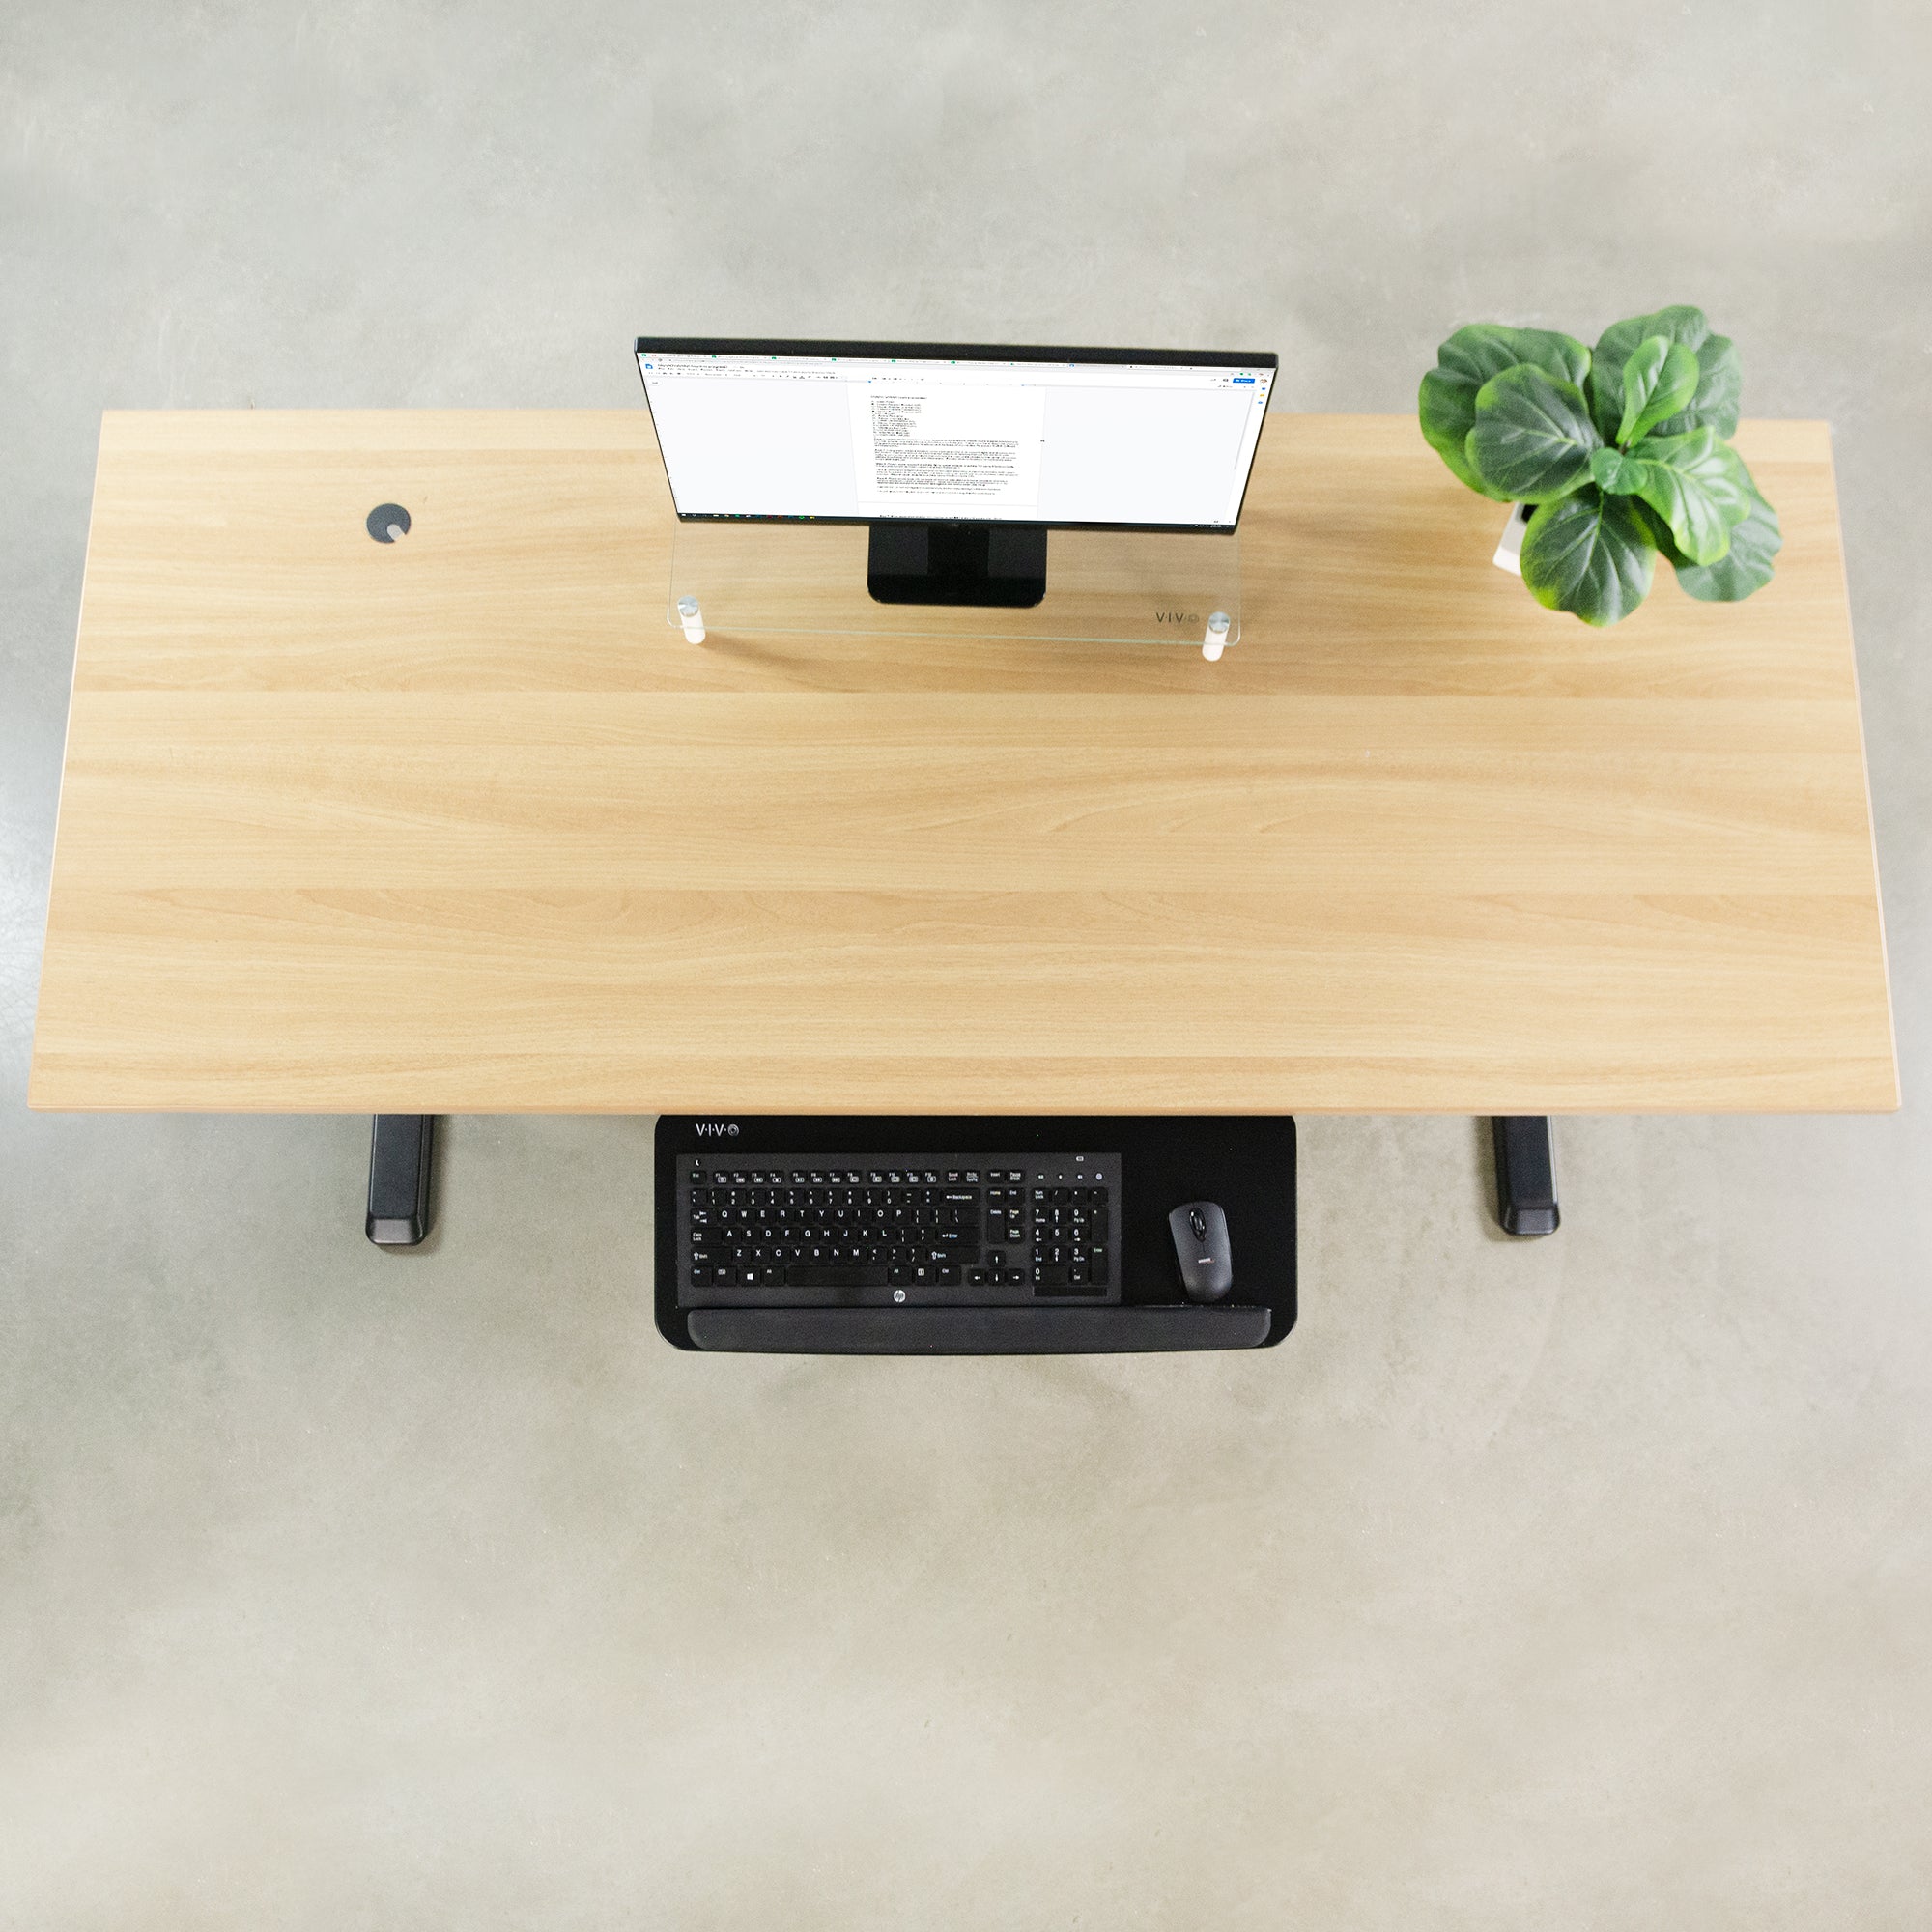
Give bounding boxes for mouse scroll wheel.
[1188,1209,1206,1240]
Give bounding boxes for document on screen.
[850,380,1046,516]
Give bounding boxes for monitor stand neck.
[867,523,1047,608]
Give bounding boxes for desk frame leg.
[1492,1116,1559,1236]
[367,1115,436,1247]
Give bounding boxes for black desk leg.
[367,1115,436,1247]
[1492,1116,1559,1236]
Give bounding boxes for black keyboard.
[676,1151,1123,1308]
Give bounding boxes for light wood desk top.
[31,411,1896,1114]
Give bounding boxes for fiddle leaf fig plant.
[1418,305,1779,624]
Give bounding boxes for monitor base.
[867,523,1047,607]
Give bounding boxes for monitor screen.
[636,339,1277,531]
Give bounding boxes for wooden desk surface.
[30,411,1897,1114]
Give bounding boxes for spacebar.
[784,1265,890,1289]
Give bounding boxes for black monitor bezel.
[633,337,1278,534]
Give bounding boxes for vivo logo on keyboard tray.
[695,1122,740,1138]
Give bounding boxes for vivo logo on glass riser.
[1153,610,1200,626]
[695,1122,740,1138]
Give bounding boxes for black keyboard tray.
[655,1115,1294,1355]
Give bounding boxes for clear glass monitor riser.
[667,521,1240,648]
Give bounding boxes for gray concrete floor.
[4,3,1929,1924]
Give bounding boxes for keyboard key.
[690,1267,712,1286]
[785,1265,889,1289]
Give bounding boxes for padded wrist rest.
[686,1304,1271,1354]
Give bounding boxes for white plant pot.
[1492,501,1535,575]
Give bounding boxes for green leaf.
[1419,369,1509,497]
[1418,325,1592,500]
[1628,425,1751,565]
[1439,324,1592,390]
[1520,489,1657,625]
[1588,305,1713,442]
[1590,446,1649,495]
[1630,497,1689,567]
[1465,365,1602,501]
[1617,337,1700,445]
[1651,333,1742,440]
[1673,481,1781,601]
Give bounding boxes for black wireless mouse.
[1168,1201,1233,1301]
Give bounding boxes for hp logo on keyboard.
[695,1122,740,1138]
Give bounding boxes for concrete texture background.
[3,2,1928,1924]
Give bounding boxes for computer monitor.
[635,338,1277,607]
